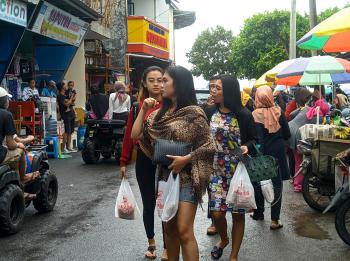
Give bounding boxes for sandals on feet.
[207,224,218,236]
[211,246,224,260]
[145,246,157,260]
[270,221,283,230]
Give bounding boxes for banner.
[0,0,27,27]
[31,1,89,47]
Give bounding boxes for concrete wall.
[64,42,86,109]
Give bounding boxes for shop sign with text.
[0,0,27,27]
[31,1,89,47]
[128,16,169,60]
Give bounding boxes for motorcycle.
[296,140,336,212]
[323,149,350,246]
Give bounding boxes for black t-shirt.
[57,94,68,116]
[0,108,17,163]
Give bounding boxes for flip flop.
[145,246,157,260]
[160,249,168,261]
[270,222,284,230]
[211,246,224,260]
[207,225,218,236]
[24,193,37,201]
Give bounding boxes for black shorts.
[62,111,75,134]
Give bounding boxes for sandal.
[207,224,218,236]
[270,221,283,230]
[145,246,157,260]
[160,249,168,261]
[211,246,224,260]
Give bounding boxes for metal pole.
[309,0,318,56]
[289,0,297,59]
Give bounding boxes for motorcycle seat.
[86,119,126,127]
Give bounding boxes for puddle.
[294,213,330,240]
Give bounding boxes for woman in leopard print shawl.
[131,66,215,261]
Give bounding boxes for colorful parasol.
[297,7,350,52]
[276,56,350,86]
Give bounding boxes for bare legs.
[211,211,245,261]
[164,202,198,261]
[230,213,245,261]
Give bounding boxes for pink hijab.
[252,86,281,133]
[306,99,329,120]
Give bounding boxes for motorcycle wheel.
[302,171,335,212]
[335,198,350,246]
[82,139,100,164]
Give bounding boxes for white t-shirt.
[108,93,131,119]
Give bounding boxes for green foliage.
[186,26,235,80]
[231,10,310,79]
[187,4,349,81]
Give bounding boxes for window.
[128,1,135,16]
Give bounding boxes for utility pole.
[289,0,297,59]
[309,0,318,56]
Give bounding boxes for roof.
[45,0,102,22]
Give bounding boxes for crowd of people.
[111,64,350,261]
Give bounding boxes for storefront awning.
[45,0,102,22]
[173,9,196,30]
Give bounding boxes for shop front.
[0,0,99,144]
[127,16,172,90]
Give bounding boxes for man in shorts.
[57,84,76,153]
[0,87,39,185]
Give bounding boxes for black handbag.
[153,139,192,166]
[244,144,279,183]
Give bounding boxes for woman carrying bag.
[251,85,291,230]
[119,66,166,260]
[207,75,257,261]
[131,65,215,261]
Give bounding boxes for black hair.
[91,84,100,95]
[57,85,64,93]
[155,65,197,122]
[209,75,220,81]
[139,66,164,100]
[0,96,8,109]
[219,75,243,114]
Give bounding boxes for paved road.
[0,153,350,261]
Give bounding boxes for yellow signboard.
[128,16,170,59]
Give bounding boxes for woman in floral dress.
[208,75,257,261]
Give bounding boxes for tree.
[186,26,235,80]
[231,10,310,80]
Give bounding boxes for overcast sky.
[174,0,350,89]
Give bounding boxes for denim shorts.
[179,184,197,205]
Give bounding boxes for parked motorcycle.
[296,140,336,212]
[323,149,350,246]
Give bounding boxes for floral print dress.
[209,110,241,212]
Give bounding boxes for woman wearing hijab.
[86,85,109,120]
[251,86,291,229]
[334,94,350,117]
[207,75,257,261]
[109,81,131,121]
[289,98,329,192]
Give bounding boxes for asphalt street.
[0,153,350,261]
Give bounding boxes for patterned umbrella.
[276,56,350,86]
[297,7,350,52]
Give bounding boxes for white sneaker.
[68,148,77,153]
[62,148,71,154]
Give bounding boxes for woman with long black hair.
[208,75,257,261]
[131,65,215,261]
[119,66,166,260]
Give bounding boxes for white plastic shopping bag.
[260,179,275,204]
[156,180,169,218]
[115,178,140,220]
[161,172,180,222]
[226,162,257,213]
